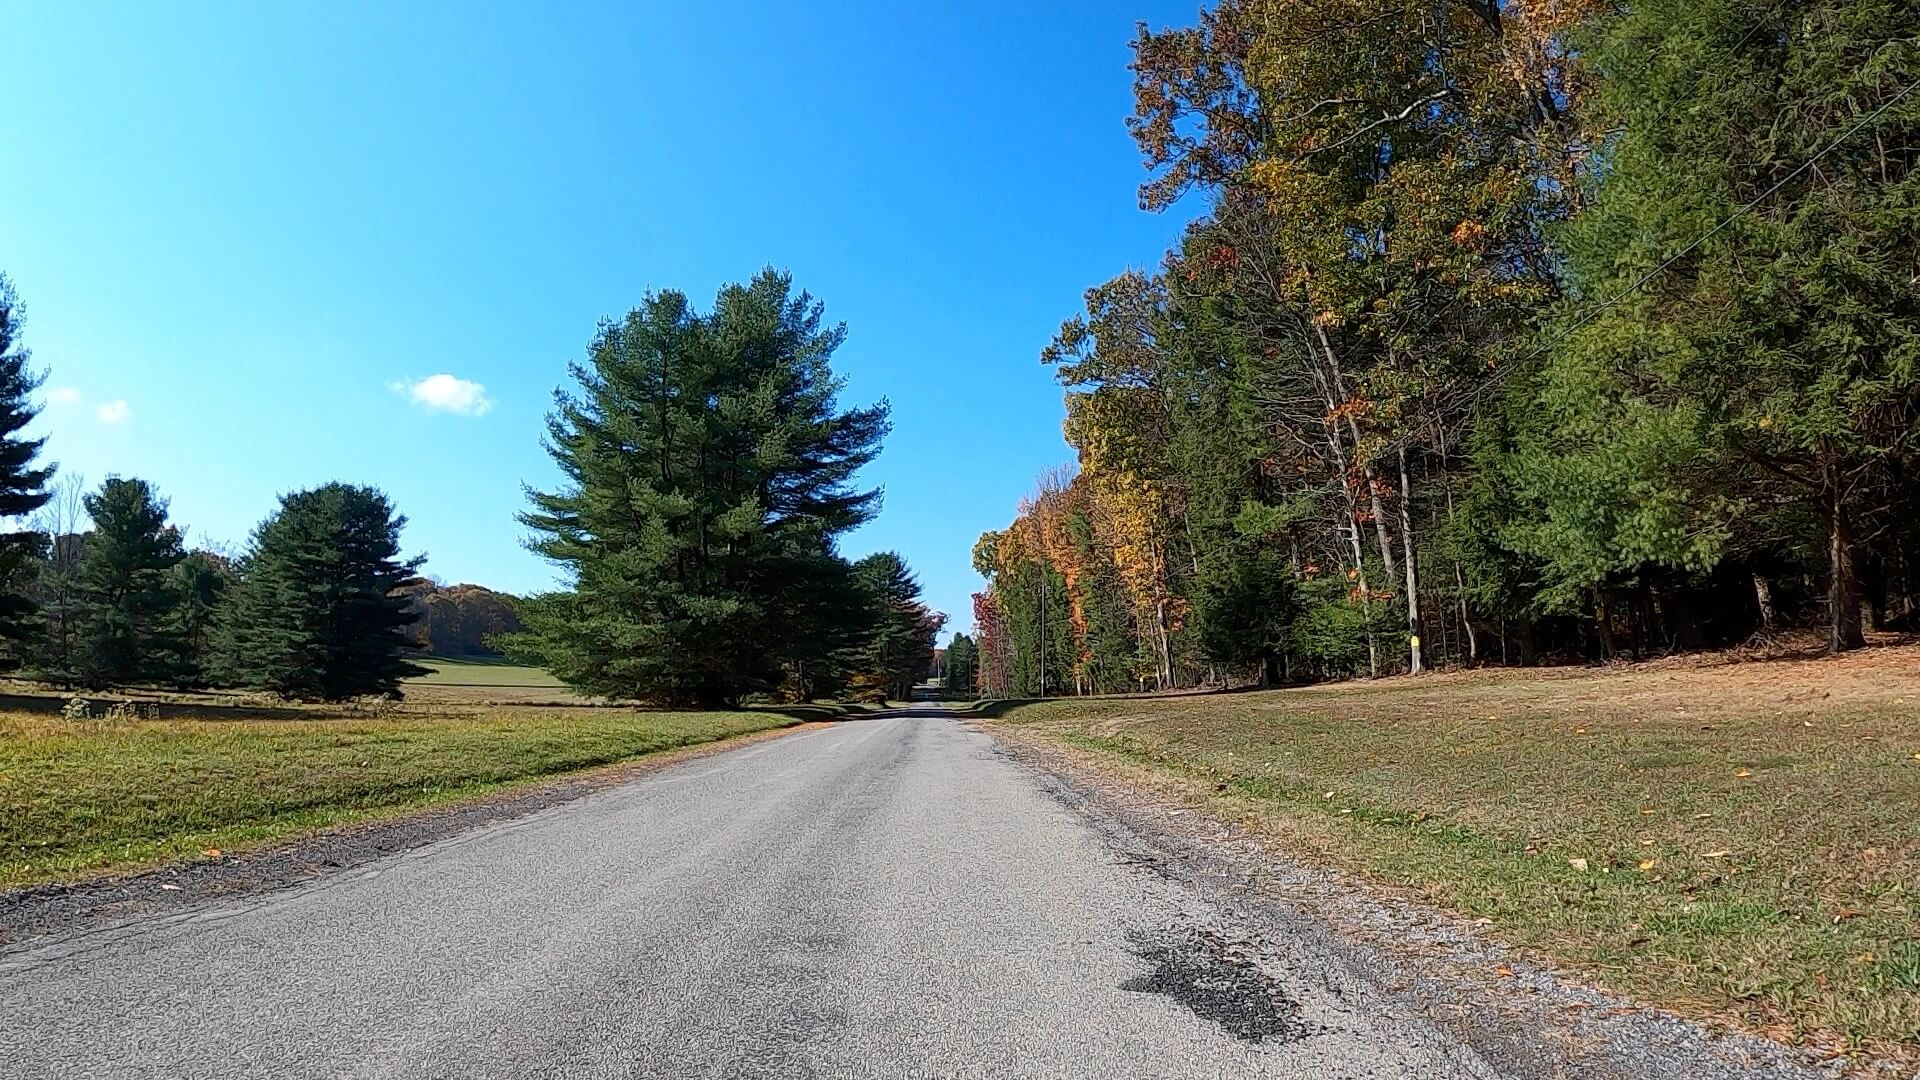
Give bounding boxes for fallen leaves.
[1733,769,1753,778]
[1638,858,1659,872]
[1701,850,1733,860]
[1568,857,1589,871]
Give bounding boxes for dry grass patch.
[990,645,1920,1055]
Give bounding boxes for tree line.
[972,0,1920,695]
[400,581,524,658]
[0,273,426,700]
[505,270,941,708]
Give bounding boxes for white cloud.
[397,373,493,416]
[95,399,131,424]
[45,386,81,407]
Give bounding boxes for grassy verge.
[0,706,804,887]
[985,646,1920,1055]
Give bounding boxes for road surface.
[0,711,1796,1079]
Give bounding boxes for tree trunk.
[1314,325,1398,584]
[1594,591,1615,660]
[1398,445,1423,675]
[1825,486,1866,652]
[1752,573,1777,630]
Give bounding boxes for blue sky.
[1,1,1194,641]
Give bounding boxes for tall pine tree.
[511,271,890,707]
[0,275,55,662]
[72,478,187,687]
[850,552,943,703]
[217,484,424,700]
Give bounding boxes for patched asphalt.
[0,710,1837,1079]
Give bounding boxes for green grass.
[0,706,802,887]
[986,649,1920,1056]
[404,656,568,688]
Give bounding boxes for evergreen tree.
[217,483,425,700]
[169,551,233,684]
[945,632,977,697]
[0,275,56,659]
[1192,541,1299,686]
[511,271,890,707]
[850,552,943,703]
[1518,0,1920,652]
[768,549,871,702]
[72,478,186,688]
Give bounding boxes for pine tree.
[511,271,890,708]
[850,552,943,703]
[217,484,424,700]
[169,551,233,685]
[1522,0,1920,652]
[0,275,56,660]
[1192,541,1299,686]
[944,632,977,697]
[72,478,187,688]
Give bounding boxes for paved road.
[1,712,1517,1079]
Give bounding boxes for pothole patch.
[1121,925,1310,1045]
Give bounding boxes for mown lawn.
[404,656,568,689]
[989,646,1920,1055]
[0,707,801,887]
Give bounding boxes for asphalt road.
[0,713,1712,1078]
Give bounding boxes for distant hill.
[399,581,523,658]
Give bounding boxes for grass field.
[398,655,591,706]
[988,645,1920,1056]
[405,655,569,688]
[0,706,804,888]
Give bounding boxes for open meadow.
[0,658,868,888]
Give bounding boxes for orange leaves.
[1450,219,1489,250]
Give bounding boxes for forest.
[961,0,1920,697]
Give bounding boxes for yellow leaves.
[202,848,222,859]
[1637,858,1659,872]
[1734,769,1753,778]
[1450,219,1489,250]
